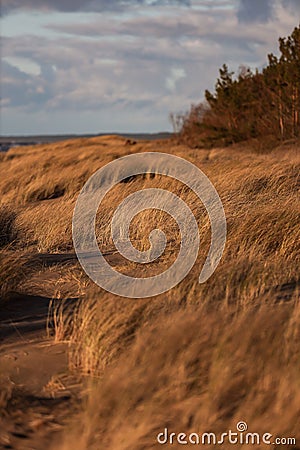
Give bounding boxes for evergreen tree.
[177,25,300,148]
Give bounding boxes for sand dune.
[0,136,299,449]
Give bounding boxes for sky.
[1,0,299,135]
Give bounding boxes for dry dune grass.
[0,205,18,248]
[0,206,38,301]
[0,249,42,304]
[58,302,300,450]
[0,136,299,449]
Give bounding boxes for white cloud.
[166,67,186,91]
[3,56,41,75]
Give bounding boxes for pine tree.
[175,24,300,148]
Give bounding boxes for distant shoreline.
[0,132,173,152]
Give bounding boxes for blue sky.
[1,0,299,135]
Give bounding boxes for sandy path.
[0,290,80,450]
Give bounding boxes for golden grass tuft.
[0,205,18,248]
[59,301,300,450]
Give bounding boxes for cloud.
[1,0,298,134]
[237,0,274,23]
[1,0,190,15]
[46,16,200,40]
[2,6,289,115]
[237,0,300,23]
[1,60,55,108]
[282,0,300,13]
[166,67,186,91]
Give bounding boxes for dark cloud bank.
[2,0,299,23]
[1,0,190,15]
[238,0,300,23]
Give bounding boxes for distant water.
[0,132,173,152]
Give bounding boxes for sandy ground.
[0,264,81,450]
[0,249,127,450]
